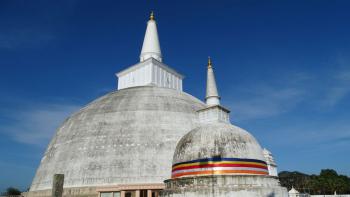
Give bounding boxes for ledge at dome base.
[161,175,288,197]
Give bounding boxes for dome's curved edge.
[74,86,205,117]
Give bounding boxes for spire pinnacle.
[150,11,155,20]
[208,56,212,69]
[205,57,220,106]
[140,11,162,62]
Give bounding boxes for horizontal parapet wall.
[162,175,288,197]
[23,187,98,197]
[97,183,164,192]
[24,184,166,197]
[164,175,282,189]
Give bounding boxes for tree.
[279,169,350,195]
[278,171,311,193]
[4,187,21,195]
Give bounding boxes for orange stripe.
[172,161,267,170]
[172,163,268,172]
[172,170,268,178]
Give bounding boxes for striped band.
[172,157,268,178]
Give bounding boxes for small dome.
[289,187,300,194]
[171,122,269,179]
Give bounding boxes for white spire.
[206,57,220,106]
[140,11,162,62]
[198,57,230,123]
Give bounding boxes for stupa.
[27,12,287,197]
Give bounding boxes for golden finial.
[208,56,212,68]
[150,11,155,20]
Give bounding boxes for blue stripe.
[173,157,267,167]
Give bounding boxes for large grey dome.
[173,122,265,165]
[30,86,206,191]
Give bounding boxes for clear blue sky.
[1,0,350,192]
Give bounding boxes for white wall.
[198,106,230,123]
[117,61,183,91]
[311,195,350,197]
[289,194,350,197]
[267,165,278,177]
[151,64,182,90]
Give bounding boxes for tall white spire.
[140,11,162,62]
[205,57,220,105]
[198,57,230,123]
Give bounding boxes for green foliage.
[2,187,22,195]
[279,169,350,195]
[279,171,312,193]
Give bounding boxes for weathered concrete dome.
[30,86,206,191]
[171,122,268,179]
[173,122,265,165]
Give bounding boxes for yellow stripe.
[172,169,268,178]
[174,161,266,168]
[172,161,267,170]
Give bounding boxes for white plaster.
[116,58,183,91]
[198,106,230,124]
[29,87,205,191]
[162,175,288,197]
[288,187,300,197]
[140,19,162,62]
[206,65,220,106]
[263,148,278,177]
[206,97,220,106]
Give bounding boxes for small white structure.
[116,58,183,91]
[263,148,278,176]
[289,187,300,197]
[198,105,230,123]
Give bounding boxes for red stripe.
[172,163,268,172]
[171,170,269,178]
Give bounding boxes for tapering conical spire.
[140,11,162,62]
[206,57,220,105]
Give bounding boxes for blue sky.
[1,0,350,192]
